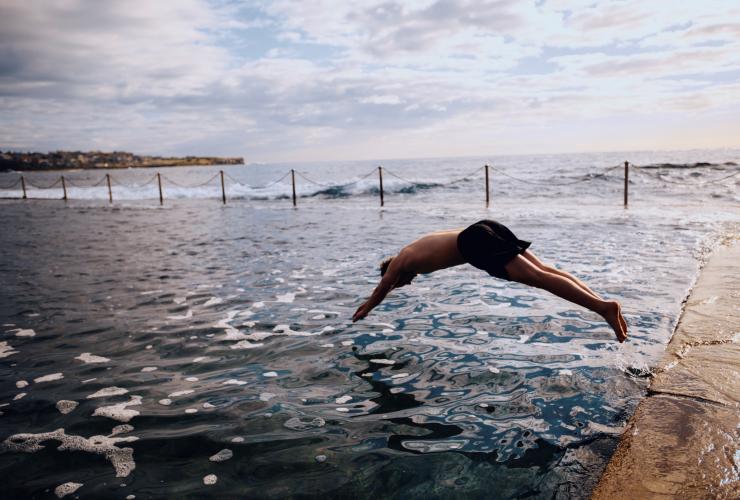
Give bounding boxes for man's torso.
[400,229,466,274]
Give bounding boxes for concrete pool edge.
[592,237,740,499]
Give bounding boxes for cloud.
[0,0,739,160]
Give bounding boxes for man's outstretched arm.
[352,257,403,322]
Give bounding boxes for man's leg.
[522,250,601,300]
[521,250,627,335]
[505,255,627,342]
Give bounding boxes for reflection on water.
[0,153,737,498]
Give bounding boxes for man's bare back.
[352,221,628,342]
[394,229,467,275]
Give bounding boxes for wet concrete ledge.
[593,238,739,499]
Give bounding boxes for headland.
[0,150,244,171]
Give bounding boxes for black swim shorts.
[457,220,531,280]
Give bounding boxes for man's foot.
[602,301,627,342]
[617,305,627,338]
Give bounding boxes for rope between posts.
[25,177,63,189]
[110,174,158,188]
[229,170,293,189]
[0,178,22,190]
[632,165,740,186]
[446,165,485,185]
[162,172,220,188]
[295,171,333,187]
[382,168,420,185]
[490,164,622,186]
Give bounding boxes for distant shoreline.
[0,150,244,172]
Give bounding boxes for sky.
[1,0,739,162]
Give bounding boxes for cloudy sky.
[1,0,739,162]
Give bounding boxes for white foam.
[275,292,295,303]
[336,407,350,412]
[252,302,265,309]
[82,378,97,384]
[488,366,500,374]
[185,408,198,414]
[203,474,217,485]
[312,314,326,320]
[54,482,83,498]
[140,289,163,295]
[203,402,215,409]
[391,373,409,378]
[167,309,192,320]
[259,392,276,401]
[168,390,194,398]
[559,369,573,376]
[35,373,64,383]
[204,297,223,307]
[12,328,36,338]
[141,367,157,372]
[0,341,18,358]
[370,359,395,365]
[335,395,352,404]
[273,324,319,337]
[209,449,233,462]
[223,379,246,386]
[14,392,26,400]
[0,428,137,477]
[320,343,334,348]
[230,340,264,349]
[110,425,134,436]
[75,353,111,364]
[87,387,128,399]
[126,495,136,500]
[15,380,28,388]
[231,436,244,443]
[93,396,142,423]
[158,398,172,406]
[263,371,278,378]
[174,297,187,305]
[341,340,354,346]
[185,377,199,382]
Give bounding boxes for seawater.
[0,150,738,498]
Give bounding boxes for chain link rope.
[632,165,740,186]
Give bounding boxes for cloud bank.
[1,0,739,161]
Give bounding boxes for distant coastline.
[0,150,244,171]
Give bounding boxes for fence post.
[291,169,297,207]
[624,161,629,207]
[21,175,27,199]
[378,166,384,207]
[157,173,163,205]
[220,170,226,204]
[106,174,112,203]
[61,176,67,201]
[485,164,490,207]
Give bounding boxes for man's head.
[380,257,393,277]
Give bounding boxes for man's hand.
[352,301,372,322]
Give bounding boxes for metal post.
[106,174,112,203]
[291,169,297,207]
[21,175,27,199]
[378,166,384,207]
[624,161,629,207]
[220,170,226,204]
[157,173,163,205]
[61,176,67,201]
[485,164,490,206]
